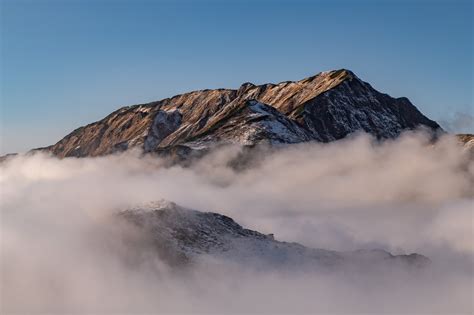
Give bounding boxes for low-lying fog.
[1,132,473,314]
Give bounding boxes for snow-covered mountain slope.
[39,69,442,158]
[179,100,314,149]
[118,201,429,270]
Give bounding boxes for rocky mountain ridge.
[118,201,429,270]
[37,69,442,158]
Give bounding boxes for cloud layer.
[1,132,473,313]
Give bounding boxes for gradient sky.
[1,0,472,154]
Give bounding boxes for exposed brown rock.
[39,69,442,158]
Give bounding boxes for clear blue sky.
[1,0,472,154]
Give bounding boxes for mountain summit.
[42,69,442,158]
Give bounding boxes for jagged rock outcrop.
[457,134,474,149]
[40,69,442,158]
[118,201,430,270]
[456,134,474,158]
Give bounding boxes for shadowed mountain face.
[118,201,430,270]
[42,69,442,158]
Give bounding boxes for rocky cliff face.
[118,201,429,270]
[457,134,474,148]
[42,69,442,158]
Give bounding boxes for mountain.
[39,69,442,158]
[457,134,474,149]
[118,200,429,270]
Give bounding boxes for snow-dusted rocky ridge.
[118,201,429,270]
[39,69,442,158]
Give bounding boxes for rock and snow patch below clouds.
[118,200,430,271]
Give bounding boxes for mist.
[439,111,474,134]
[1,132,473,314]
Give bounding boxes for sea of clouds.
[1,132,473,314]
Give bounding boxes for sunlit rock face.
[457,134,474,149]
[39,69,441,158]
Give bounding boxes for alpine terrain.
[119,201,430,270]
[38,69,442,158]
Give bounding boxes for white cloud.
[1,132,473,313]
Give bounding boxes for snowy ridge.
[221,100,313,145]
[119,201,430,270]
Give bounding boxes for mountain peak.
[40,70,442,158]
[323,68,354,76]
[312,68,359,84]
[238,81,256,95]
